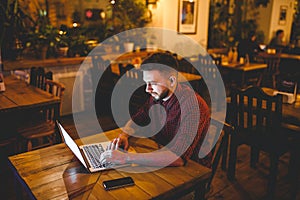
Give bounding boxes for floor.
[2,113,300,200]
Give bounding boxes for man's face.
[279,32,284,39]
[143,70,171,101]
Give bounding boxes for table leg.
[241,72,246,88]
[194,181,207,200]
[227,135,238,180]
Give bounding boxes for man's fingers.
[124,143,129,151]
[115,138,120,150]
[100,151,112,165]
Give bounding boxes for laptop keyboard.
[82,144,105,168]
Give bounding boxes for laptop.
[273,82,298,104]
[57,121,128,172]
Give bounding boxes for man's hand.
[112,133,129,151]
[100,149,129,166]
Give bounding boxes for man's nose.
[145,83,152,93]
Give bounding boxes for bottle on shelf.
[239,57,245,64]
[232,47,238,63]
[245,54,250,66]
[228,47,233,63]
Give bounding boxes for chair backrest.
[91,54,107,72]
[30,67,53,90]
[205,118,234,192]
[230,86,283,133]
[45,79,65,116]
[19,80,64,152]
[258,52,281,75]
[90,55,112,92]
[118,65,146,115]
[125,67,141,80]
[209,53,222,66]
[45,79,65,98]
[179,57,197,74]
[192,54,219,82]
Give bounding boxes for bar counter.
[3,57,87,71]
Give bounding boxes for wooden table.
[261,88,300,126]
[178,72,202,82]
[8,128,211,200]
[220,62,267,87]
[278,53,300,79]
[0,76,60,112]
[280,53,300,60]
[3,57,86,71]
[221,62,267,71]
[0,76,60,139]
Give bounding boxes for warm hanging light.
[100,11,106,19]
[110,0,115,4]
[73,22,78,28]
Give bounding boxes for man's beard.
[153,89,170,101]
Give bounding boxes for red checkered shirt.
[131,83,212,168]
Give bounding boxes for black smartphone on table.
[102,177,135,190]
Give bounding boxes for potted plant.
[0,0,33,61]
[68,34,89,57]
[25,14,59,59]
[57,32,69,57]
[107,0,149,51]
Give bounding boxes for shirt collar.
[160,83,181,107]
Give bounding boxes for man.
[100,52,211,168]
[237,31,262,62]
[269,29,286,50]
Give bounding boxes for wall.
[257,0,295,44]
[257,1,273,44]
[147,0,210,50]
[269,0,294,44]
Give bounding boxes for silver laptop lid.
[57,121,88,168]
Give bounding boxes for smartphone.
[102,177,135,190]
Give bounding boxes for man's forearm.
[126,151,184,167]
[121,119,136,136]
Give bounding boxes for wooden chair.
[256,52,281,88]
[197,54,225,111]
[19,79,65,151]
[120,66,147,116]
[227,86,291,199]
[180,118,233,200]
[91,55,117,116]
[30,67,53,90]
[205,118,234,193]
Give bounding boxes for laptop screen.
[57,122,88,168]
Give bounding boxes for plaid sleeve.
[168,94,211,167]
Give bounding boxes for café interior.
[1,0,300,199]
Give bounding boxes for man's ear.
[169,76,176,86]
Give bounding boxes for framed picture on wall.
[178,0,198,34]
[279,5,288,25]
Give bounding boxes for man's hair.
[276,29,284,36]
[140,52,178,76]
[248,31,256,39]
